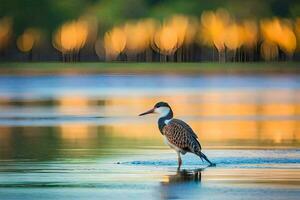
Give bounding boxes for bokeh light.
[124,19,156,54]
[53,19,89,53]
[17,28,41,53]
[0,17,12,51]
[153,24,178,55]
[104,27,127,60]
[224,23,244,50]
[200,8,231,52]
[152,15,197,55]
[260,18,296,57]
[241,20,258,48]
[295,18,300,51]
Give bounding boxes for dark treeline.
[0,0,300,62]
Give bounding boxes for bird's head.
[139,102,173,117]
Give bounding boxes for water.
[0,73,299,199]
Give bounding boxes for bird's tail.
[196,151,216,166]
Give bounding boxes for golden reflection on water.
[202,168,300,186]
[0,89,299,151]
[60,124,97,139]
[102,91,300,147]
[105,90,300,115]
[111,120,299,147]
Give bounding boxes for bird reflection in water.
[159,168,204,200]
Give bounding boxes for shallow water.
[1,149,300,200]
[0,73,299,199]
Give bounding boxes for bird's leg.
[199,152,216,167]
[177,151,182,169]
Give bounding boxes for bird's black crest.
[154,102,170,108]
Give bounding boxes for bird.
[139,102,216,169]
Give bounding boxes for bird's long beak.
[139,108,155,116]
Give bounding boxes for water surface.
[0,73,299,199]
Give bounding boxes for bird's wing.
[163,118,202,153]
[171,119,198,138]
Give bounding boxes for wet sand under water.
[0,149,299,200]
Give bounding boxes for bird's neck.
[158,109,173,133]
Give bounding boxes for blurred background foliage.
[2,0,298,33]
[0,0,300,61]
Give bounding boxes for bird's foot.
[209,163,216,167]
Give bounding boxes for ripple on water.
[123,150,300,169]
